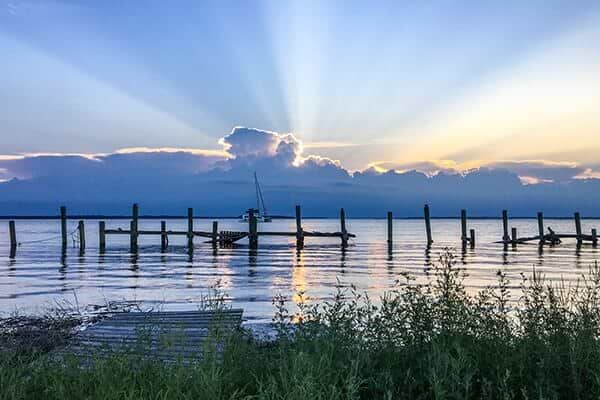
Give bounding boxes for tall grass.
[2,249,600,399]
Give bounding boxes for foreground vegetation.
[3,250,600,399]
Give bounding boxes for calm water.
[1,219,599,322]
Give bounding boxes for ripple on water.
[1,218,599,321]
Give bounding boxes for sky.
[1,1,600,215]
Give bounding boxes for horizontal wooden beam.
[105,229,215,237]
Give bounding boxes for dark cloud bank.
[1,127,599,217]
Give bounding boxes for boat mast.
[254,172,260,214]
[254,172,269,218]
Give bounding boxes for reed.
[3,250,600,399]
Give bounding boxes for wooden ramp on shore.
[56,309,243,364]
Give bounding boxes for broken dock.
[4,204,598,257]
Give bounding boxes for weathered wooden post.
[340,208,348,248]
[159,221,167,251]
[77,220,85,253]
[592,228,598,247]
[574,212,583,246]
[537,212,545,245]
[511,227,518,247]
[460,209,468,245]
[99,221,106,252]
[470,228,475,248]
[295,205,304,249]
[187,208,194,250]
[424,204,433,246]
[130,220,137,253]
[502,210,509,242]
[9,221,17,250]
[130,203,139,252]
[248,209,258,249]
[387,211,393,249]
[60,206,67,249]
[212,221,218,247]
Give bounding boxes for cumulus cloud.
[0,150,225,180]
[211,127,348,183]
[219,127,302,164]
[0,126,598,199]
[367,159,598,184]
[0,126,344,182]
[482,160,585,184]
[1,127,600,216]
[367,160,460,176]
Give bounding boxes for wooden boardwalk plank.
[57,309,243,364]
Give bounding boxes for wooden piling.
[424,204,433,246]
[60,206,67,248]
[249,209,258,249]
[131,204,139,252]
[592,228,598,246]
[574,212,582,245]
[511,227,518,247]
[537,212,545,245]
[187,208,194,249]
[77,220,85,253]
[340,208,348,248]
[387,211,393,248]
[470,228,475,248]
[161,221,167,251]
[212,221,218,247]
[502,210,509,242]
[9,221,17,249]
[130,220,137,253]
[295,205,304,249]
[99,221,106,252]
[460,209,467,244]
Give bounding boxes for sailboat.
[239,172,272,223]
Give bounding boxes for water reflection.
[2,219,600,320]
[247,249,257,277]
[292,249,306,305]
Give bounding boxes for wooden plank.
[102,309,243,318]
[303,231,356,238]
[104,230,131,235]
[60,309,243,364]
[257,232,297,237]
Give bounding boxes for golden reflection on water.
[292,249,307,306]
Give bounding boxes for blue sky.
[1,0,600,176]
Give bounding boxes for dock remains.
[4,204,598,256]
